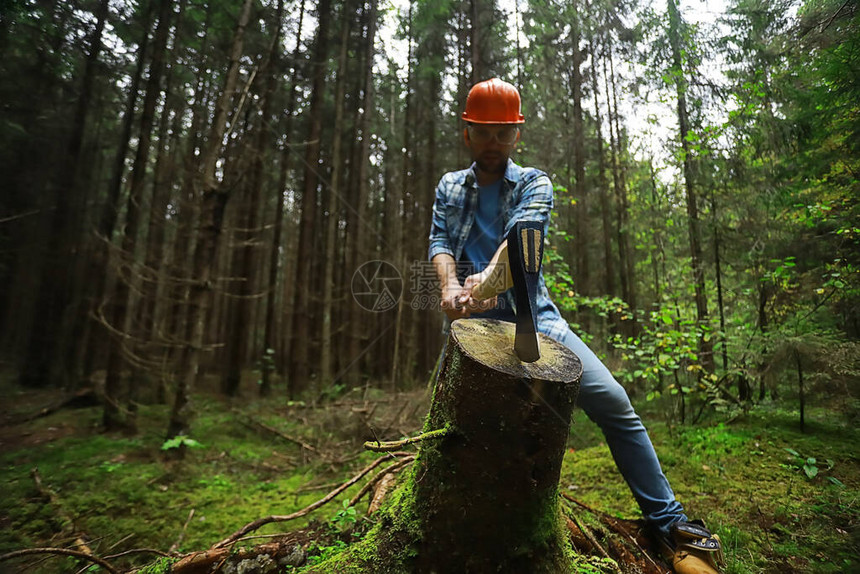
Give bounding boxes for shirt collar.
[464,158,521,188]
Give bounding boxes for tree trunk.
[167,0,254,440]
[591,40,615,298]
[261,0,306,396]
[288,0,333,398]
[667,0,713,373]
[314,318,582,573]
[712,191,730,376]
[795,348,805,433]
[224,0,284,397]
[350,0,378,386]
[607,46,636,328]
[570,0,588,297]
[18,0,111,389]
[757,285,769,401]
[103,0,173,432]
[320,1,352,387]
[391,4,414,388]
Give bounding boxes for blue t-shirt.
[461,179,503,273]
[460,179,514,320]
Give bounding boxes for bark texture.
[313,318,582,573]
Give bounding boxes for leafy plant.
[198,475,232,490]
[782,447,836,481]
[99,460,123,473]
[332,499,357,530]
[160,436,204,451]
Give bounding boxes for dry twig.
[363,426,451,452]
[169,509,195,554]
[31,468,93,556]
[0,548,118,574]
[211,452,412,549]
[348,455,415,507]
[568,513,620,573]
[561,493,664,573]
[238,414,324,458]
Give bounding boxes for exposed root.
[171,539,307,574]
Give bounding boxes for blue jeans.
[550,326,687,538]
[460,312,687,537]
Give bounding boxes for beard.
[474,151,508,175]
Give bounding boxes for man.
[428,77,724,574]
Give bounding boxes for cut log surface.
[450,318,583,381]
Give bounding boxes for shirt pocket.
[445,202,463,228]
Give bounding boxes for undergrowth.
[0,377,857,573]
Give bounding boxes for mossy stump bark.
[318,318,582,573]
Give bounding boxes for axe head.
[507,221,544,362]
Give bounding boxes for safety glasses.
[467,124,519,146]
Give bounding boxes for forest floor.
[0,375,857,573]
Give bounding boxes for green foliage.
[304,540,349,567]
[137,556,177,574]
[160,435,204,451]
[570,555,621,573]
[782,447,840,482]
[332,499,358,530]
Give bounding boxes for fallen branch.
[172,540,300,574]
[212,452,412,549]
[368,472,399,515]
[568,513,621,574]
[170,509,195,554]
[31,468,93,556]
[238,415,323,458]
[363,426,451,452]
[0,548,118,574]
[348,455,415,508]
[295,481,343,494]
[376,399,410,439]
[561,493,665,573]
[103,547,172,560]
[20,388,99,423]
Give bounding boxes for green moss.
[137,556,177,574]
[0,397,393,571]
[302,470,423,573]
[2,377,856,574]
[561,402,860,573]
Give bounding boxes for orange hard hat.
[461,78,525,124]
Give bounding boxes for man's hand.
[432,253,496,321]
[458,275,499,314]
[441,282,497,321]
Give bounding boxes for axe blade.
[507,221,544,362]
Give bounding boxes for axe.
[470,220,545,362]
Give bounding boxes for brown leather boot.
[660,520,724,574]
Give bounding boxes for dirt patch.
[0,385,87,454]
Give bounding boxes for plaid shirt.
[428,158,572,343]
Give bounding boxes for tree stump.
[314,318,582,573]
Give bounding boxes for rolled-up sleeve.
[428,177,454,260]
[503,171,554,236]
